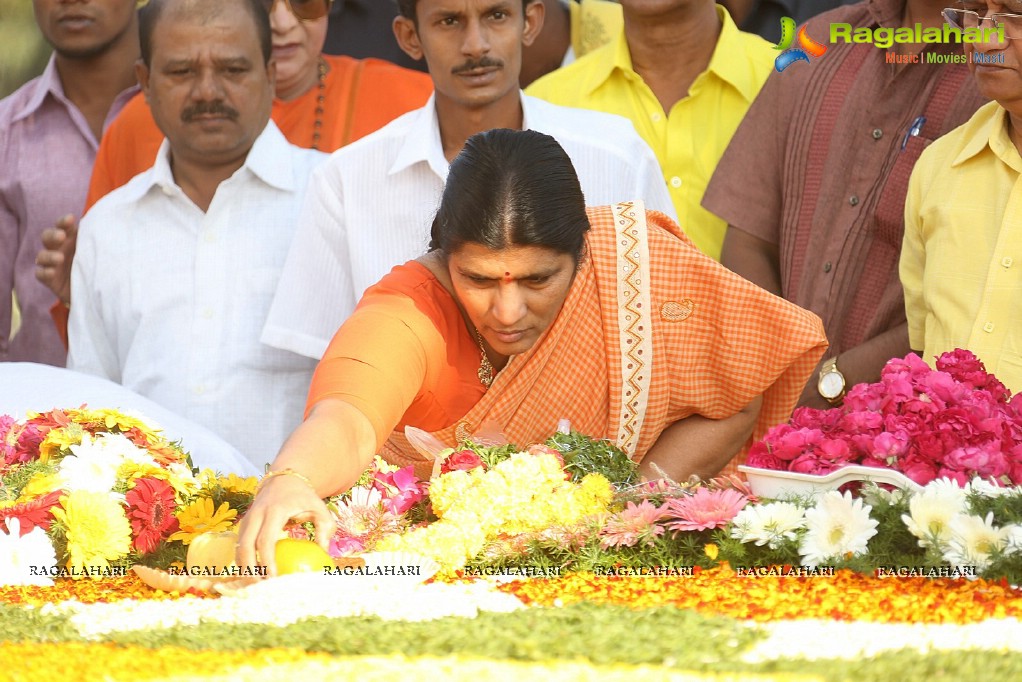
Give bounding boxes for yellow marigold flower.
[169,497,238,544]
[578,474,614,507]
[51,490,132,577]
[17,472,64,501]
[38,424,85,463]
[218,473,258,495]
[378,520,487,573]
[705,543,720,560]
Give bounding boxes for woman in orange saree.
[238,129,827,572]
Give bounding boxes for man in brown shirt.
[703,0,986,409]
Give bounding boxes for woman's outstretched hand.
[236,473,336,577]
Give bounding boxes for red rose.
[440,449,485,475]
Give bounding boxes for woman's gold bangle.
[256,468,315,495]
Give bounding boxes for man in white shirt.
[68,0,324,469]
[263,0,675,360]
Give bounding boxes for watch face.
[819,372,844,400]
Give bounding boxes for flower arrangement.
[746,350,1022,486]
[0,408,256,585]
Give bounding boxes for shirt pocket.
[872,134,933,248]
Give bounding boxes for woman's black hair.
[429,128,589,266]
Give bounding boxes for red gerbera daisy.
[0,489,63,534]
[125,477,179,554]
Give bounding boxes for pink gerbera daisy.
[664,487,748,532]
[598,500,670,549]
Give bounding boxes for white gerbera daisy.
[0,518,58,587]
[901,478,968,549]
[944,512,1014,573]
[730,502,806,549]
[798,490,878,568]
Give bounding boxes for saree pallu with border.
[382,202,827,477]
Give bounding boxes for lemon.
[274,538,334,575]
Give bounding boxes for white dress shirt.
[262,92,676,360]
[68,122,325,470]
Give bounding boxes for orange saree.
[307,203,828,477]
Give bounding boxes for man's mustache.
[181,101,240,122]
[451,57,504,75]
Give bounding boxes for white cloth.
[0,363,258,476]
[262,92,677,360]
[68,122,325,470]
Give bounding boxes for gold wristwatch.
[817,357,846,405]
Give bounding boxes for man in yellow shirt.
[521,0,624,86]
[901,3,1022,393]
[526,0,774,259]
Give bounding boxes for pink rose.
[789,452,841,476]
[899,455,939,486]
[945,443,1010,479]
[745,443,786,471]
[440,449,486,475]
[527,443,566,468]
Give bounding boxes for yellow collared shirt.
[902,100,1022,393]
[527,6,774,259]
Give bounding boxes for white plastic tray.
[738,464,924,499]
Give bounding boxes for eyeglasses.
[943,6,1022,39]
[261,0,333,22]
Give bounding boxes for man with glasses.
[703,0,987,410]
[67,0,326,470]
[901,0,1022,393]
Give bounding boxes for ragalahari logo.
[774,17,828,72]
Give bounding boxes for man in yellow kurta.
[901,5,1022,394]
[526,0,774,259]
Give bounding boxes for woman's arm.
[639,395,763,481]
[236,397,377,575]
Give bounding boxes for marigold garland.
[497,565,1022,624]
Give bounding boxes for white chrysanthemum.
[944,512,1014,573]
[730,502,806,549]
[58,434,126,494]
[0,518,58,587]
[900,479,968,549]
[798,490,878,568]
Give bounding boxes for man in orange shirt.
[36,0,432,319]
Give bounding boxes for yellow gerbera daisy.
[169,497,238,545]
[218,473,258,496]
[51,490,132,577]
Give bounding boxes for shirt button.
[161,185,174,197]
[849,195,860,206]
[823,262,832,273]
[204,232,216,243]
[872,128,883,140]
[201,308,214,319]
[194,385,206,395]
[983,321,995,333]
[651,112,662,122]
[1002,256,1014,268]
[669,176,682,188]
